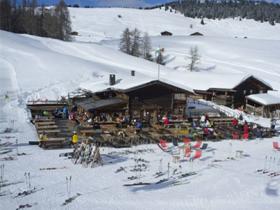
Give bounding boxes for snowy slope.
[70,7,280,42]
[103,35,280,91]
[70,7,280,90]
[0,30,195,100]
[1,7,280,210]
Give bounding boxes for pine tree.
[0,0,12,31]
[156,49,164,65]
[55,0,72,41]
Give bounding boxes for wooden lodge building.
[73,75,194,121]
[246,92,280,118]
[74,73,274,120]
[194,75,273,109]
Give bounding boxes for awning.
[76,98,127,112]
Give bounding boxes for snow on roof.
[185,73,272,91]
[233,75,273,90]
[80,73,194,94]
[246,91,280,106]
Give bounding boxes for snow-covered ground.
[70,7,280,42]
[1,95,280,209]
[1,7,280,210]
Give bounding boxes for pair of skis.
[256,169,280,177]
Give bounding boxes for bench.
[80,129,102,136]
[39,137,67,149]
[35,121,56,126]
[34,116,54,122]
[38,129,61,134]
[37,125,59,130]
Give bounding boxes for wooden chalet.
[246,92,280,118]
[161,31,173,36]
[76,78,194,121]
[195,76,273,108]
[123,80,192,119]
[190,32,204,36]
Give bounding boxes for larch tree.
[141,32,152,60]
[119,28,132,54]
[130,28,141,57]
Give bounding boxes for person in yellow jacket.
[72,131,78,144]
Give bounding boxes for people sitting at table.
[232,118,238,127]
[162,115,169,128]
[135,120,143,133]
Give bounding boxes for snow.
[103,35,280,91]
[70,7,280,43]
[1,6,280,210]
[247,91,280,106]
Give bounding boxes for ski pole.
[69,176,72,197]
[1,163,5,181]
[167,162,170,179]
[159,159,162,173]
[66,177,69,198]
[28,172,31,189]
[24,172,28,189]
[16,139,19,155]
[263,156,267,171]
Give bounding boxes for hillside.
[69,8,280,90]
[70,7,280,42]
[0,7,280,210]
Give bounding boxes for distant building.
[190,32,204,36]
[161,31,173,36]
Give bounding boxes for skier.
[271,119,276,131]
[63,106,68,119]
[72,131,78,145]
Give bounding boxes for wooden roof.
[123,80,193,94]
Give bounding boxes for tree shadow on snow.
[130,179,181,192]
[265,179,279,197]
[199,156,213,161]
[101,154,128,166]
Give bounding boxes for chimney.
[109,74,116,86]
[131,70,135,76]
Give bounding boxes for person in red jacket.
[243,121,249,134]
[163,115,169,127]
[232,118,238,127]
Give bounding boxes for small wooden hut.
[195,75,273,108]
[161,31,173,36]
[246,92,280,118]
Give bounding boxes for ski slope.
[0,7,280,210]
[70,7,280,42]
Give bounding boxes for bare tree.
[188,46,200,71]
